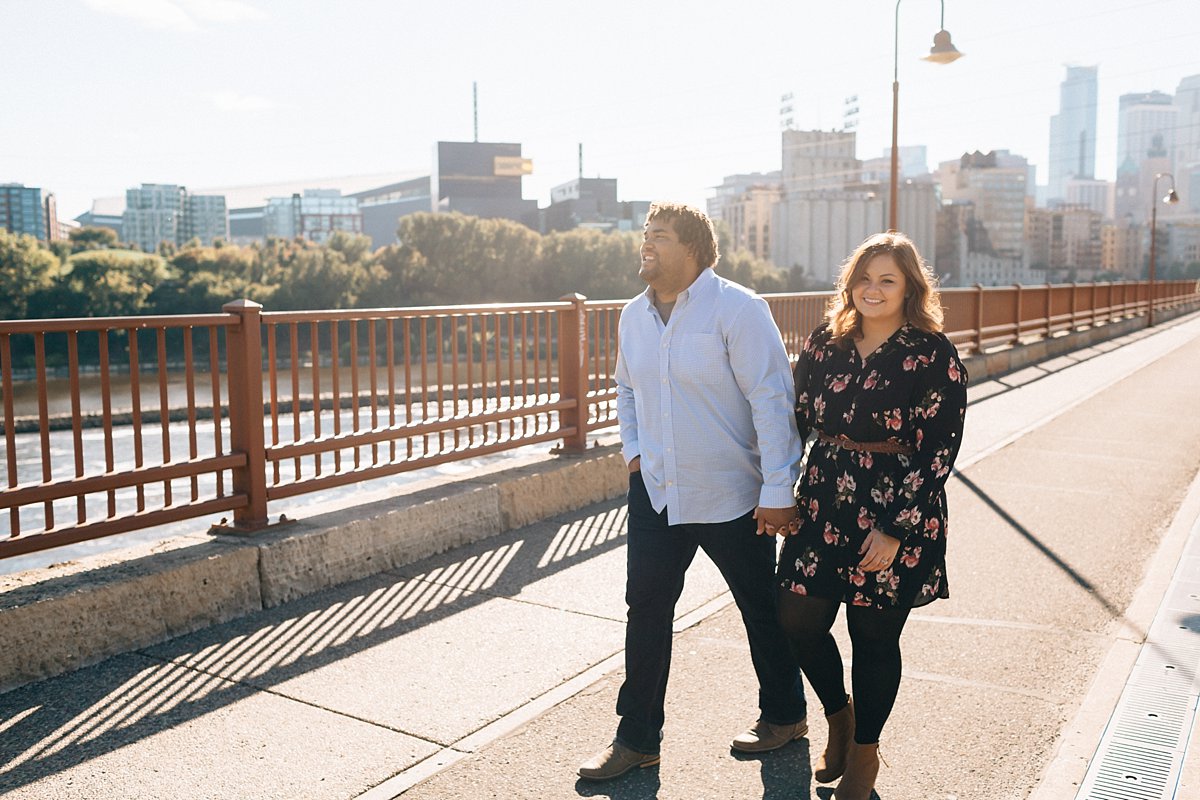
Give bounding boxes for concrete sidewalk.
[2,312,1200,799]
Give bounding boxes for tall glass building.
[1047,66,1098,204]
[0,183,46,240]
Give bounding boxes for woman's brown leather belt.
[814,430,915,455]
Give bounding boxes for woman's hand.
[858,529,900,572]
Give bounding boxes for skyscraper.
[0,183,46,240]
[1172,74,1200,211]
[1118,91,1177,173]
[1047,66,1098,204]
[123,184,230,251]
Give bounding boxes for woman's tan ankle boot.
[833,741,880,800]
[813,697,855,783]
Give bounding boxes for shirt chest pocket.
[670,333,728,386]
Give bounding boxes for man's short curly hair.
[645,202,719,269]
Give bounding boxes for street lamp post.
[1147,172,1180,327]
[889,0,963,232]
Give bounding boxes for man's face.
[639,217,695,291]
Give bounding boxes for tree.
[0,229,60,319]
[361,242,427,307]
[150,243,276,314]
[539,228,642,300]
[68,226,120,253]
[716,249,788,293]
[269,243,364,310]
[43,250,169,317]
[396,213,541,303]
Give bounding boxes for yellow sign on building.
[493,156,534,177]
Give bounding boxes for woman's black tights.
[776,590,911,745]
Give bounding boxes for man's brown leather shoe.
[578,741,660,781]
[730,718,809,753]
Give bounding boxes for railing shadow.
[0,495,635,791]
[954,471,1127,620]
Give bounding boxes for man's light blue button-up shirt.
[614,268,802,525]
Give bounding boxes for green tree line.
[0,212,816,323]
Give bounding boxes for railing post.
[974,284,985,354]
[222,299,269,530]
[1044,283,1053,337]
[1013,283,1023,345]
[556,293,589,453]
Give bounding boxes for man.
[578,202,807,781]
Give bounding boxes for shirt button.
[662,378,667,384]
[667,481,674,486]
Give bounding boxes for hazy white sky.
[4,0,1199,220]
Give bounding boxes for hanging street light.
[890,0,963,232]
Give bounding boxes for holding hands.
[754,505,801,537]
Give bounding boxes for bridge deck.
[2,312,1200,799]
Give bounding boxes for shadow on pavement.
[954,472,1128,621]
[0,496,631,793]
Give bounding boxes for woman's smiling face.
[851,253,908,327]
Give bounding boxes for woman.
[775,232,968,799]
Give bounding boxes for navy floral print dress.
[778,322,968,609]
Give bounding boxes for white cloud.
[177,0,267,23]
[210,91,281,112]
[82,0,265,31]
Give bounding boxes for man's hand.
[754,505,798,536]
[628,456,641,473]
[858,529,901,572]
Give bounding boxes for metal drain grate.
[1077,518,1200,799]
[1083,741,1179,800]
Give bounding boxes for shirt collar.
[641,267,716,311]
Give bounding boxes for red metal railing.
[1,279,1197,558]
[0,313,246,556]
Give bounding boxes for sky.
[3,0,1200,221]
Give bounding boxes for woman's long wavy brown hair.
[827,231,944,343]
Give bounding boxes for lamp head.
[1165,189,1180,204]
[922,30,964,64]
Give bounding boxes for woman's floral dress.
[778,322,968,609]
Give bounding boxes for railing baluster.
[451,314,460,451]
[1,334,19,537]
[102,330,117,513]
[68,332,86,523]
[369,318,379,465]
[156,327,172,506]
[419,317,429,458]
[507,313,516,441]
[311,321,322,476]
[184,327,199,502]
[128,329,144,512]
[331,320,342,472]
[435,316,444,456]
[386,318,396,462]
[268,323,280,487]
[403,317,413,460]
[351,320,361,469]
[34,333,53,528]
[208,326,224,497]
[289,322,301,481]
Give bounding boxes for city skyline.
[4,0,1200,220]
